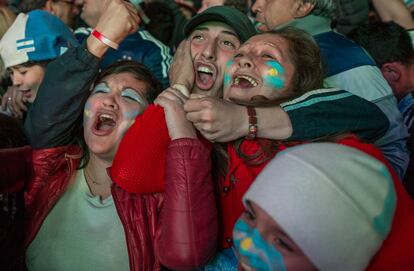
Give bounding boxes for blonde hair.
[0,7,16,83]
[0,7,16,39]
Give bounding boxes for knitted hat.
[244,143,396,271]
[0,10,78,68]
[184,6,257,42]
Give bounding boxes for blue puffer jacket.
[75,27,172,88]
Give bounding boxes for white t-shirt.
[26,169,130,271]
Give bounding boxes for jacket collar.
[274,14,332,36]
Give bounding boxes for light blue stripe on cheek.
[224,60,235,88]
[264,61,285,90]
[124,110,139,120]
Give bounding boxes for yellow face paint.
[267,68,279,77]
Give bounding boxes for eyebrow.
[192,26,239,38]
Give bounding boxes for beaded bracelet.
[246,106,258,140]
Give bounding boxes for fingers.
[1,93,9,111]
[155,87,187,107]
[10,90,27,119]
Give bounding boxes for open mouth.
[233,74,258,88]
[92,113,117,136]
[195,63,216,90]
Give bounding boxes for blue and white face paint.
[264,61,285,90]
[233,219,287,271]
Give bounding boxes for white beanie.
[243,143,396,271]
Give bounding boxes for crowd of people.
[0,0,414,270]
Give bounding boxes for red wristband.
[246,106,258,140]
[91,29,119,50]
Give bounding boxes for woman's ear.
[294,1,315,18]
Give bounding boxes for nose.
[102,94,119,110]
[11,72,23,88]
[238,55,253,69]
[201,40,217,61]
[251,0,261,14]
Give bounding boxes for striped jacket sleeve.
[281,88,390,142]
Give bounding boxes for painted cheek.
[123,109,139,121]
[224,60,234,88]
[233,220,287,271]
[83,101,92,125]
[264,61,285,90]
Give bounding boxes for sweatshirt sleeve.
[282,88,390,142]
[24,43,101,149]
[156,138,217,270]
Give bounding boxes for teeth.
[234,75,258,87]
[99,114,114,121]
[197,66,213,74]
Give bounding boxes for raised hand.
[87,0,141,58]
[0,86,28,119]
[169,40,195,91]
[155,87,197,140]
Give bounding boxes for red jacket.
[24,139,217,271]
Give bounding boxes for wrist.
[86,35,109,58]
[171,84,190,97]
[245,106,258,140]
[91,29,120,50]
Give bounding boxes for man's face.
[51,0,81,28]
[189,22,241,97]
[80,0,103,27]
[252,0,303,31]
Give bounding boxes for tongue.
[199,72,212,83]
[98,123,115,131]
[239,78,254,88]
[196,72,214,90]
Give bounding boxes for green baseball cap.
[184,6,257,42]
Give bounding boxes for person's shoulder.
[134,29,171,52]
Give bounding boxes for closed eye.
[92,83,110,94]
[121,88,148,106]
[262,53,275,59]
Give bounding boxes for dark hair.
[94,60,163,103]
[349,21,414,67]
[224,0,249,14]
[18,0,48,12]
[78,60,163,169]
[214,27,325,177]
[0,114,27,148]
